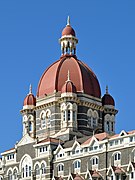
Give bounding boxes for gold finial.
[106,85,108,94]
[29,84,32,94]
[67,16,70,26]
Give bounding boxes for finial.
[67,70,70,81]
[29,84,32,94]
[67,16,70,26]
[106,85,108,94]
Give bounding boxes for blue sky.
[0,0,135,153]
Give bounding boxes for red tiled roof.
[82,132,109,145]
[37,137,61,144]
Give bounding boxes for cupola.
[59,16,78,56]
[102,86,115,106]
[23,85,36,108]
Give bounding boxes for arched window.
[91,156,99,170]
[13,169,17,179]
[41,163,46,174]
[40,112,46,129]
[73,160,81,169]
[29,121,32,132]
[58,164,64,172]
[8,170,12,180]
[35,164,40,176]
[0,176,3,180]
[20,155,32,179]
[113,152,121,166]
[87,109,92,127]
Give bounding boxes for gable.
[17,134,35,146]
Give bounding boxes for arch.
[7,168,13,180]
[34,163,40,176]
[13,167,18,180]
[41,161,46,175]
[19,154,32,178]
[57,163,64,172]
[73,159,81,169]
[90,156,99,165]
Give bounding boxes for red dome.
[23,93,36,106]
[37,55,101,98]
[62,25,76,36]
[61,80,76,93]
[102,94,115,106]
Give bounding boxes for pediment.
[17,133,35,146]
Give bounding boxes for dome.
[102,87,115,106]
[62,25,76,37]
[61,79,76,93]
[37,55,101,98]
[23,93,36,106]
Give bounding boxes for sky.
[0,0,135,153]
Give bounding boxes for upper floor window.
[114,153,121,161]
[58,164,64,172]
[87,109,98,128]
[39,146,48,153]
[92,157,98,165]
[40,110,51,129]
[7,154,14,161]
[113,152,121,166]
[73,160,81,169]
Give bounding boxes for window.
[7,154,14,160]
[39,146,48,153]
[41,112,46,129]
[13,169,17,179]
[74,160,81,169]
[58,164,64,172]
[8,170,12,180]
[41,163,46,174]
[35,164,40,176]
[131,172,134,179]
[92,157,98,165]
[114,153,121,161]
[68,110,70,121]
[111,122,114,131]
[29,121,32,132]
[116,174,119,180]
[107,121,110,131]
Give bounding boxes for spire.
[67,16,70,26]
[106,85,108,94]
[67,70,70,81]
[29,84,32,94]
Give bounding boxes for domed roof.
[102,86,115,106]
[61,79,76,93]
[37,55,101,98]
[23,85,36,106]
[62,25,76,36]
[23,93,36,106]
